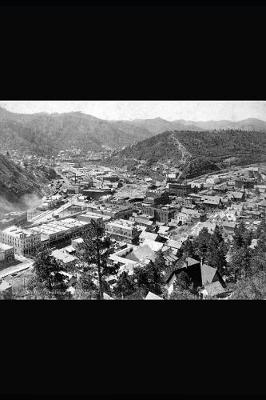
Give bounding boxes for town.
[0,146,265,300]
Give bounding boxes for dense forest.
[108,129,266,178]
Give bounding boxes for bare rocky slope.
[0,154,55,213]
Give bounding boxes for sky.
[1,101,266,122]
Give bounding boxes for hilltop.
[107,129,266,178]
[0,105,265,156]
[0,107,154,155]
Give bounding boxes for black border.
[0,0,266,399]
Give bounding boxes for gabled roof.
[203,281,226,297]
[145,291,163,300]
[200,264,217,286]
[186,257,200,267]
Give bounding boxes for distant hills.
[129,117,266,135]
[108,129,266,178]
[0,107,153,155]
[0,105,265,156]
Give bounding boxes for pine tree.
[79,219,112,300]
[205,225,227,273]
[193,227,211,261]
[33,249,69,299]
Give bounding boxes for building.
[30,218,91,246]
[0,280,12,299]
[166,257,226,295]
[228,191,245,202]
[105,219,140,244]
[141,204,176,224]
[145,291,163,300]
[202,196,224,209]
[0,242,15,268]
[167,183,192,196]
[0,226,41,256]
[139,231,159,243]
[0,211,27,230]
[143,190,170,206]
[235,178,255,189]
[82,188,113,200]
[51,248,78,270]
[77,212,108,227]
[71,237,84,251]
[222,221,236,239]
[174,207,203,226]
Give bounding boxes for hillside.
[0,154,54,213]
[108,129,266,178]
[0,107,154,155]
[0,106,265,156]
[130,117,266,135]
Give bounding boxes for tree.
[33,249,70,299]
[233,221,252,249]
[133,253,166,296]
[230,271,266,300]
[229,246,252,282]
[193,227,211,261]
[113,271,136,298]
[79,220,112,300]
[205,226,227,273]
[180,238,196,259]
[73,272,98,300]
[170,273,198,300]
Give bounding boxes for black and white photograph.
[0,100,265,300]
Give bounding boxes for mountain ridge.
[0,105,265,156]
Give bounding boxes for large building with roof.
[0,226,41,256]
[30,217,92,245]
[105,219,140,244]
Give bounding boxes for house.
[199,281,226,298]
[222,221,236,238]
[202,196,224,208]
[165,257,226,295]
[142,239,164,253]
[145,291,163,300]
[105,219,140,244]
[228,191,245,202]
[51,248,78,269]
[139,231,159,243]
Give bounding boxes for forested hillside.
[108,129,266,178]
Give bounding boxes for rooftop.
[2,225,39,238]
